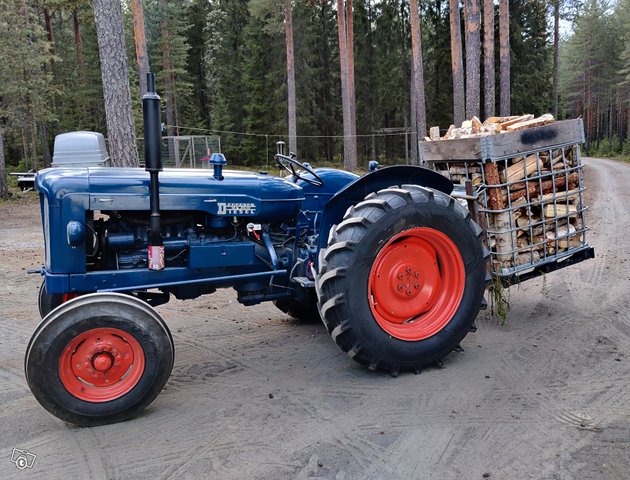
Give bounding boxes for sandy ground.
[0,157,629,480]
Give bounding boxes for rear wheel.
[26,293,174,426]
[316,186,488,374]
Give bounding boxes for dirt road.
[1,157,629,480]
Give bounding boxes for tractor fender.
[316,165,454,255]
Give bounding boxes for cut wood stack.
[424,113,556,142]
[425,113,587,272]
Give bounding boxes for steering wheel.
[274,154,324,187]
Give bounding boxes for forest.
[0,0,629,197]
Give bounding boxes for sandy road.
[0,157,629,480]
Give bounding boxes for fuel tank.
[36,167,306,222]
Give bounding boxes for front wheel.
[26,293,174,426]
[316,186,488,374]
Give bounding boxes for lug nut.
[414,283,420,289]
[406,289,412,295]
[398,273,404,280]
[406,266,412,273]
[397,284,403,290]
[414,272,420,278]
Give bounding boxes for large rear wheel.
[26,293,174,426]
[316,186,488,374]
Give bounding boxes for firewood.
[538,188,580,204]
[448,166,481,175]
[500,155,542,183]
[505,114,555,132]
[442,124,456,140]
[461,120,473,129]
[509,172,579,202]
[544,203,577,218]
[498,114,534,128]
[484,163,505,211]
[429,126,441,141]
[471,116,482,133]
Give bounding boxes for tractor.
[25,75,488,425]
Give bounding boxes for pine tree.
[409,0,427,140]
[449,0,465,125]
[499,0,510,115]
[464,0,481,118]
[131,0,150,97]
[92,0,139,167]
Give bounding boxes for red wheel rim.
[368,227,465,341]
[62,293,78,302]
[58,327,145,402]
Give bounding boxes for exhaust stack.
[143,73,164,270]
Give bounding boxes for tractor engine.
[83,208,315,303]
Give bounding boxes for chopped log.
[442,124,456,139]
[461,120,473,129]
[509,172,579,202]
[515,250,541,266]
[544,203,577,218]
[471,116,482,133]
[483,162,504,210]
[498,114,534,128]
[500,155,542,183]
[448,165,481,175]
[538,188,580,204]
[429,126,441,140]
[505,113,555,132]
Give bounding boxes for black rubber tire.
[273,290,320,321]
[38,279,65,319]
[316,185,489,374]
[25,293,174,426]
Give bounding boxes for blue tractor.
[25,75,487,425]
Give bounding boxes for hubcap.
[368,227,465,341]
[58,327,145,402]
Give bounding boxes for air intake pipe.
[143,73,164,270]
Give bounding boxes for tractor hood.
[35,167,305,221]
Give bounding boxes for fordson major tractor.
[25,75,488,425]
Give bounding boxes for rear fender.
[316,165,453,257]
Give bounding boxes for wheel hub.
[368,227,465,341]
[59,327,145,402]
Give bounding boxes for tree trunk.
[483,0,494,119]
[346,0,357,154]
[285,2,297,155]
[320,1,334,163]
[552,0,559,118]
[409,0,427,143]
[499,0,510,116]
[464,0,481,119]
[449,0,465,126]
[73,10,87,87]
[131,0,151,98]
[92,0,139,167]
[0,127,9,199]
[159,0,177,161]
[39,123,52,168]
[43,8,56,74]
[336,0,357,171]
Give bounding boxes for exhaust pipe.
[143,73,164,270]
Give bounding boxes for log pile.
[426,114,586,271]
[425,113,556,141]
[482,145,583,269]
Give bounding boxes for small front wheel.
[26,293,174,426]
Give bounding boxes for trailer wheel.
[316,186,488,374]
[38,279,79,318]
[25,293,174,426]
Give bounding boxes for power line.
[165,124,417,139]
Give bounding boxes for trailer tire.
[26,293,174,426]
[316,186,488,374]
